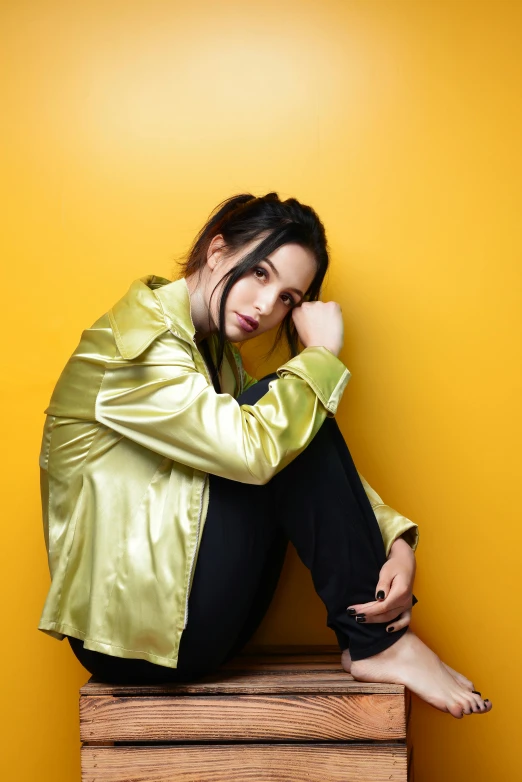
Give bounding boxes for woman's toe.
[450,703,465,719]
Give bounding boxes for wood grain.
[80,692,406,742]
[80,670,404,696]
[81,743,408,782]
[79,647,412,780]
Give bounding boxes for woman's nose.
[254,289,278,316]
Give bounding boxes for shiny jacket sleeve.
[95,335,350,485]
[358,474,419,557]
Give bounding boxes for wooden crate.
[80,644,413,781]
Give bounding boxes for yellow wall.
[1,0,520,779]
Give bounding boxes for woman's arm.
[358,474,419,556]
[95,332,350,486]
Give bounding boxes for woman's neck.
[184,272,215,344]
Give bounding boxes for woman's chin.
[229,332,256,344]
[226,322,259,343]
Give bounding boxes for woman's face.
[206,234,317,343]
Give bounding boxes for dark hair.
[177,192,330,388]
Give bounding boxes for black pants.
[68,373,414,682]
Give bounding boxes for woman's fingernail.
[387,626,395,633]
[484,698,490,703]
[346,608,356,615]
[472,690,481,696]
[355,614,366,622]
[376,590,385,600]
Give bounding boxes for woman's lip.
[236,313,258,332]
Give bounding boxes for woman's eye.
[253,267,294,306]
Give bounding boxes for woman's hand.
[346,537,416,634]
[292,300,344,357]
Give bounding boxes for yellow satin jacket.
[38,274,419,668]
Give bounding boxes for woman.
[38,192,491,718]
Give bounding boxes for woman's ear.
[207,234,227,271]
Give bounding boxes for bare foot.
[344,630,492,719]
[442,664,474,691]
[341,648,474,691]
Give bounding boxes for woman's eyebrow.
[262,258,304,299]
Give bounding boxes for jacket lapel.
[109,276,195,359]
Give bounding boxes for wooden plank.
[81,744,408,782]
[80,670,404,696]
[80,693,406,742]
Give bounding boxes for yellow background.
[1,0,520,779]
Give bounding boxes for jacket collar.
[108,275,196,359]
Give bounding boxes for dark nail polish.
[376,590,385,600]
[346,608,356,615]
[387,626,395,632]
[355,614,366,623]
[472,690,481,696]
[484,698,490,703]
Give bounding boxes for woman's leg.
[266,411,409,661]
[256,383,492,715]
[188,375,492,716]
[181,372,410,665]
